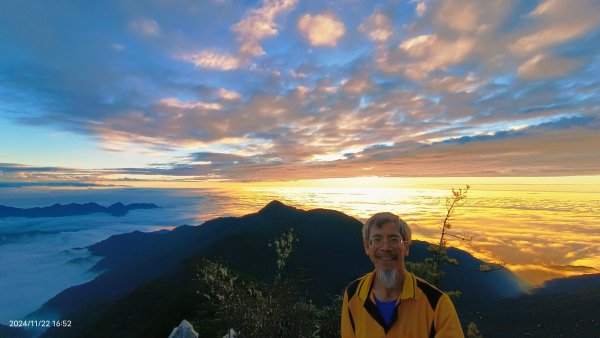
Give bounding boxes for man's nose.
[380,240,393,249]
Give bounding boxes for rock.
[222,328,238,338]
[168,319,198,338]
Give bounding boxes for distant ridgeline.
[15,200,598,338]
[0,202,159,218]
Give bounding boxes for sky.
[1,0,600,187]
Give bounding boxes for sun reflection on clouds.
[209,182,600,286]
[506,264,598,286]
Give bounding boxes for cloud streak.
[178,51,242,71]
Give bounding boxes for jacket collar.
[358,269,417,302]
[358,270,417,333]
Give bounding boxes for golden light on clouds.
[173,179,599,286]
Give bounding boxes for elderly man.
[341,212,464,337]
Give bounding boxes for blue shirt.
[374,295,397,327]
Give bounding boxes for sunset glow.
[178,184,599,286]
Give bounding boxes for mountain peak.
[258,200,289,214]
[260,200,287,211]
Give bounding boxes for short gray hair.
[363,212,411,243]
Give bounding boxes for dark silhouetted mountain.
[0,202,159,218]
[0,324,30,338]
[33,200,527,337]
[481,273,600,337]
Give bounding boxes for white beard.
[377,268,398,289]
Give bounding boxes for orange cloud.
[298,13,345,47]
[518,54,582,79]
[232,0,298,56]
[359,12,392,42]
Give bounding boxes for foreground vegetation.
[191,228,341,337]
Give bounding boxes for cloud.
[165,123,600,181]
[298,13,345,47]
[434,0,482,33]
[3,110,600,183]
[0,163,113,187]
[178,50,242,70]
[2,0,600,184]
[342,74,374,94]
[371,1,510,80]
[193,119,597,181]
[428,73,484,93]
[434,0,515,35]
[0,182,108,188]
[399,34,436,57]
[159,98,222,110]
[190,152,248,163]
[359,12,392,42]
[415,1,426,17]
[506,264,598,286]
[392,34,475,79]
[509,24,596,56]
[219,88,241,100]
[232,0,298,56]
[0,163,64,173]
[372,0,599,96]
[129,18,161,37]
[518,54,582,79]
[509,0,600,56]
[90,90,311,151]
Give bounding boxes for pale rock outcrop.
[168,319,199,338]
[168,319,238,338]
[222,328,238,338]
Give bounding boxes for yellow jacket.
[341,271,464,338]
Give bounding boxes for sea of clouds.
[0,188,208,324]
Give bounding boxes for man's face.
[364,221,409,272]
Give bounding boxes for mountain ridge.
[29,200,530,337]
[0,202,159,218]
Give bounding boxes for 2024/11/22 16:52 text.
[9,320,72,328]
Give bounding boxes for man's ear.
[404,240,411,256]
[363,240,369,255]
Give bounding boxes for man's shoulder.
[344,272,371,299]
[412,273,445,310]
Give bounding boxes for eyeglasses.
[368,237,405,248]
